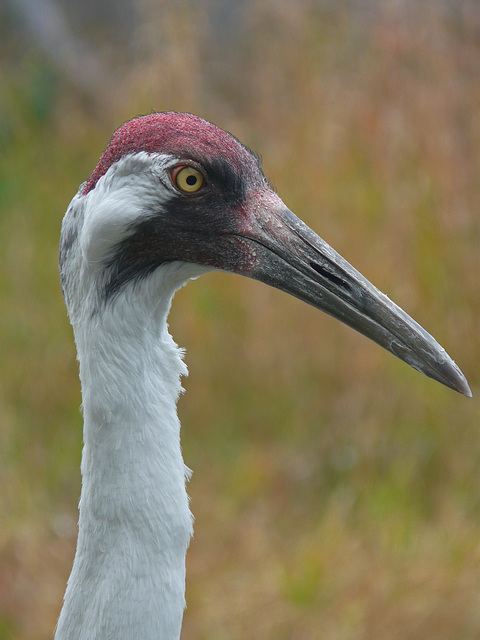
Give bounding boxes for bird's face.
[60,112,470,396]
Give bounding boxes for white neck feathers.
[56,264,206,640]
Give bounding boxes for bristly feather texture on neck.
[56,260,205,640]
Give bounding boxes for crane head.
[60,112,471,397]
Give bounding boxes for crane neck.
[55,265,199,640]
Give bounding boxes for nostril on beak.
[309,261,352,295]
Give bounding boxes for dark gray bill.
[234,195,471,397]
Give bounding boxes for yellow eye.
[171,166,204,193]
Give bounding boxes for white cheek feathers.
[80,152,174,268]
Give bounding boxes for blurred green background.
[0,1,479,638]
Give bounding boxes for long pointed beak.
[231,191,471,397]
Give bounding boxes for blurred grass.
[1,2,479,639]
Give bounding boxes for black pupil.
[186,174,197,186]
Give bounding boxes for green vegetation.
[0,3,479,639]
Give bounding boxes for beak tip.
[457,377,473,398]
[442,361,472,397]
